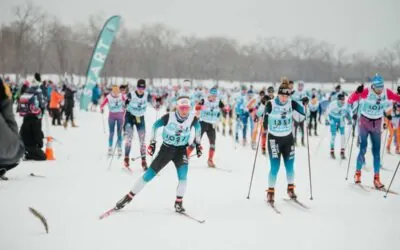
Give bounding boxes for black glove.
[383,123,388,130]
[195,144,203,158]
[301,96,309,105]
[386,114,392,121]
[356,84,364,94]
[254,116,259,123]
[147,140,156,156]
[352,114,358,120]
[34,72,41,82]
[397,86,400,95]
[0,78,8,102]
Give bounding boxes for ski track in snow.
[1,106,400,250]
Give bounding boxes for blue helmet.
[371,74,384,89]
[209,87,218,96]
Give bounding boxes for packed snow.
[1,104,400,250]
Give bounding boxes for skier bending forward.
[113,96,203,213]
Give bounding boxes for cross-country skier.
[221,91,235,136]
[385,102,400,154]
[100,85,126,157]
[326,93,352,159]
[308,92,321,136]
[263,79,308,204]
[291,81,308,146]
[187,87,224,168]
[348,75,400,188]
[124,79,148,170]
[111,96,202,213]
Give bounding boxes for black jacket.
[0,84,25,165]
[19,115,44,148]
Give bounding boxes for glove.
[325,119,330,126]
[254,116,259,123]
[356,84,364,94]
[0,78,11,102]
[397,86,400,95]
[383,123,388,130]
[34,72,41,82]
[100,109,104,114]
[147,140,156,156]
[302,96,309,105]
[352,114,358,121]
[195,144,203,158]
[347,119,352,126]
[386,114,392,121]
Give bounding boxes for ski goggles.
[177,97,191,111]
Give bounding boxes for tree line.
[1,2,400,85]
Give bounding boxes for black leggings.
[308,111,318,132]
[200,121,216,148]
[150,144,187,173]
[51,108,61,125]
[293,120,304,140]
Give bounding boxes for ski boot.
[0,168,8,181]
[235,134,239,144]
[396,147,400,155]
[222,129,226,136]
[314,130,318,136]
[117,148,122,158]
[207,159,216,168]
[116,192,134,210]
[229,129,233,136]
[301,137,305,146]
[141,159,148,171]
[107,147,113,157]
[266,188,275,204]
[251,141,257,150]
[261,147,266,156]
[242,139,247,147]
[373,173,384,189]
[174,199,186,213]
[63,121,68,129]
[330,149,336,159]
[72,121,78,128]
[308,130,312,137]
[124,157,130,167]
[354,170,361,184]
[287,184,297,199]
[340,148,346,160]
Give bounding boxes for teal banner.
[80,15,121,110]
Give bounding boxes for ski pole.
[380,127,389,168]
[345,100,361,180]
[246,113,264,199]
[107,143,119,170]
[305,106,313,200]
[384,160,400,198]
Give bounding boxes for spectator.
[63,84,78,128]
[0,77,25,180]
[91,84,101,111]
[49,85,64,126]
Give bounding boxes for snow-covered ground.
[1,106,400,250]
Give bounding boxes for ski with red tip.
[363,185,399,195]
[283,198,310,209]
[99,207,118,220]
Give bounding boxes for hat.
[278,85,291,96]
[337,93,345,100]
[210,88,218,96]
[371,74,384,89]
[137,79,146,88]
[247,89,254,95]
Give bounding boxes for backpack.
[17,92,41,116]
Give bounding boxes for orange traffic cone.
[45,136,55,160]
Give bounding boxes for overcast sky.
[1,0,398,54]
